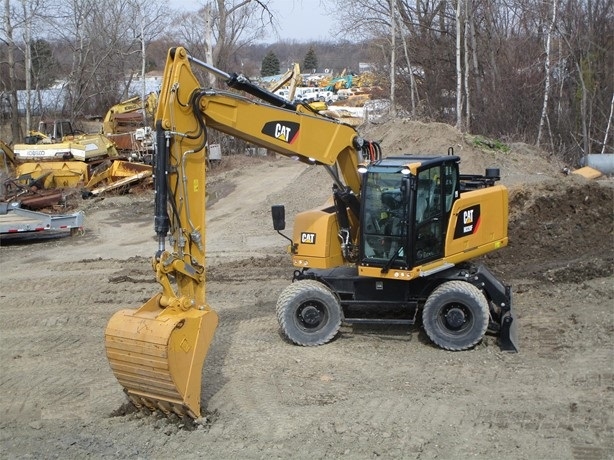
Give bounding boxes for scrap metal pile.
[0,96,157,236]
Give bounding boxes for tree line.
[330,0,613,162]
[1,0,612,163]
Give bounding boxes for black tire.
[422,281,489,351]
[276,280,342,346]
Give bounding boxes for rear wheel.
[276,280,342,346]
[422,281,489,351]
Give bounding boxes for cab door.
[412,161,458,265]
[360,170,408,267]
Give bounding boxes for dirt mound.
[485,178,614,283]
[361,119,563,183]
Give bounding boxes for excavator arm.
[104,48,217,419]
[104,46,378,419]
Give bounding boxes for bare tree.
[389,0,396,117]
[397,13,418,116]
[455,0,462,130]
[463,0,470,131]
[124,0,168,121]
[536,0,557,148]
[11,0,168,122]
[19,0,31,132]
[1,0,20,141]
[16,0,48,132]
[204,3,215,86]
[602,92,614,154]
[171,0,275,85]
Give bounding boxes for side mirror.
[271,205,286,231]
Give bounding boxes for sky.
[171,0,337,43]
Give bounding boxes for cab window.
[414,166,444,264]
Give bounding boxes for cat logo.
[261,121,300,144]
[301,232,316,244]
[275,124,291,141]
[453,205,481,239]
[463,209,474,233]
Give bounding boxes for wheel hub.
[445,307,466,329]
[299,305,322,328]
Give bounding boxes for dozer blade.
[499,310,519,352]
[105,294,218,418]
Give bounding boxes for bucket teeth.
[124,392,192,418]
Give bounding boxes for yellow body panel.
[444,185,509,257]
[291,206,344,269]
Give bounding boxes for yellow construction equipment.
[102,93,158,160]
[11,120,119,189]
[7,119,152,196]
[105,47,518,420]
[269,62,302,101]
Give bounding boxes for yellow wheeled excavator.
[104,47,518,420]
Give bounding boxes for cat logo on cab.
[301,232,316,244]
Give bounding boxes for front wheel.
[276,280,342,346]
[422,281,489,351]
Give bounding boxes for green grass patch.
[472,136,510,153]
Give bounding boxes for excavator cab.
[24,120,76,144]
[360,156,458,268]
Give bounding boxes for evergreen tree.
[261,51,280,77]
[302,47,318,73]
[31,39,57,88]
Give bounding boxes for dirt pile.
[486,178,614,284]
[361,119,563,183]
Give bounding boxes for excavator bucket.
[105,294,218,418]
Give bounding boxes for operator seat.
[416,179,435,222]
